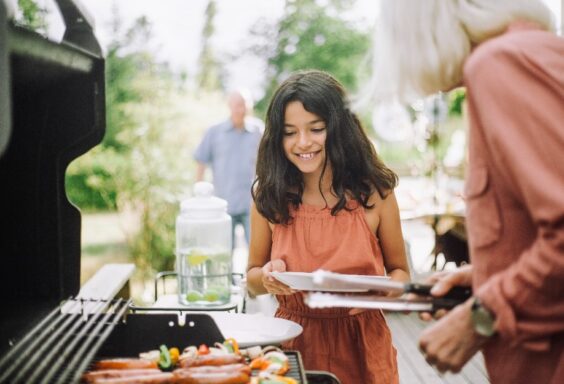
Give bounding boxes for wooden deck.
[385,312,490,384]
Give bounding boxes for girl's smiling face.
[282,100,328,177]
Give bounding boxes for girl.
[246,70,410,384]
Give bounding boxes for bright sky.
[19,0,562,97]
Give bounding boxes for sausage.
[92,358,159,370]
[173,364,250,375]
[86,372,175,384]
[178,354,244,368]
[82,368,161,383]
[173,368,250,384]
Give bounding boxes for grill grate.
[0,297,130,384]
[283,351,308,383]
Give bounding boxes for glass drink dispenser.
[176,182,232,306]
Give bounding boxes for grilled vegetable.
[169,347,180,366]
[250,351,289,375]
[223,338,240,354]
[157,345,172,371]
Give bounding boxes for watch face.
[471,299,496,337]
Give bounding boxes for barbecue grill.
[0,0,105,349]
[0,0,112,381]
[0,2,340,382]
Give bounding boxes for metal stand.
[150,271,246,313]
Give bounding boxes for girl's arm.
[375,191,411,289]
[246,202,273,296]
[246,202,294,296]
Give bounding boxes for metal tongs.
[305,270,472,312]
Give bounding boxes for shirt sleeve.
[193,127,213,164]
[465,36,564,347]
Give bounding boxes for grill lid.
[0,0,105,351]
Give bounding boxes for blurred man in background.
[194,89,263,248]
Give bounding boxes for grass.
[81,211,153,305]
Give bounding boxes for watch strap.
[471,297,496,337]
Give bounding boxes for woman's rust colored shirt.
[464,23,564,383]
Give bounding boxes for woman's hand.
[419,264,473,321]
[419,298,489,373]
[261,259,296,295]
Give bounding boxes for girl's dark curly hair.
[252,69,398,224]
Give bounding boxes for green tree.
[67,12,191,277]
[104,14,155,151]
[15,0,47,33]
[247,0,370,115]
[67,13,158,211]
[66,6,234,284]
[447,88,466,117]
[196,0,223,91]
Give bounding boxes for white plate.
[270,271,390,292]
[208,312,303,347]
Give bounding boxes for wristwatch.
[471,297,496,337]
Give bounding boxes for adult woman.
[370,1,564,382]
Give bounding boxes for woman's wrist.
[470,296,496,338]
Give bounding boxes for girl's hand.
[261,259,296,295]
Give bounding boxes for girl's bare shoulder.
[367,189,385,207]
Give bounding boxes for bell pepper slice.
[223,338,240,354]
[169,347,180,365]
[158,344,172,371]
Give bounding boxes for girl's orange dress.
[271,201,399,384]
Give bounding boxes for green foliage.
[197,0,223,91]
[16,0,47,33]
[67,7,229,276]
[67,13,205,276]
[105,88,228,275]
[104,47,142,150]
[104,15,156,150]
[375,114,466,177]
[65,146,119,211]
[67,14,155,211]
[448,88,466,116]
[247,0,370,115]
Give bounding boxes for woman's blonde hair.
[370,0,555,103]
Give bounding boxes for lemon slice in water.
[187,252,208,266]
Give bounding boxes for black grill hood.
[0,0,105,352]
